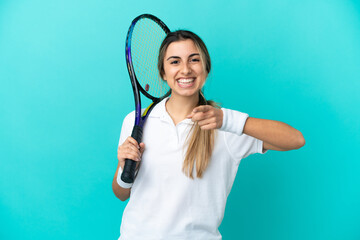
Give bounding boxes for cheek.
[163,65,176,80]
[162,67,168,80]
[197,69,207,86]
[194,66,206,79]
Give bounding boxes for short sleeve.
[219,108,267,165]
[118,111,135,147]
[223,132,266,164]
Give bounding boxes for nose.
[181,62,192,75]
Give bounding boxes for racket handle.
[121,125,143,184]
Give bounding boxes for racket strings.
[131,18,169,98]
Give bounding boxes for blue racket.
[121,14,171,183]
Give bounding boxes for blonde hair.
[158,30,220,179]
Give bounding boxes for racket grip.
[121,125,143,184]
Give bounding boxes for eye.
[190,58,200,63]
[170,60,179,64]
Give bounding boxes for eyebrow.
[166,53,200,61]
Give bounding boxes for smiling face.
[162,39,207,99]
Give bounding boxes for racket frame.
[125,14,170,126]
[122,14,170,183]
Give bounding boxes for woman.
[112,30,305,240]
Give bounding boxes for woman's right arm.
[112,162,131,201]
[112,137,145,201]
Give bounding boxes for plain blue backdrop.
[1,0,360,239]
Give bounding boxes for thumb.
[192,105,211,113]
[187,113,194,118]
[139,142,146,154]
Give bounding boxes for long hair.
[158,30,219,179]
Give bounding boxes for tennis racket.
[121,14,171,183]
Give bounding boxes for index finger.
[125,136,140,148]
[192,105,212,113]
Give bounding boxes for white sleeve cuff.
[116,166,133,189]
[220,108,249,135]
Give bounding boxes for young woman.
[112,30,305,240]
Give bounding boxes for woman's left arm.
[243,117,305,151]
[189,105,305,152]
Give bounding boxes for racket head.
[125,14,171,103]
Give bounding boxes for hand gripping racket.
[121,14,171,183]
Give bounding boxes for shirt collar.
[149,97,194,125]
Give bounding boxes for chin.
[174,90,200,98]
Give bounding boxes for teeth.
[177,78,194,83]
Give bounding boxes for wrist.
[116,165,134,189]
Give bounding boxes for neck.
[165,93,199,125]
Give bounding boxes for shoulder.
[122,108,150,126]
[122,110,135,125]
[216,130,263,162]
[218,129,258,145]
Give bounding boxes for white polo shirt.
[117,98,266,240]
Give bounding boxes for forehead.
[165,39,199,57]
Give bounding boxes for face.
[162,39,207,98]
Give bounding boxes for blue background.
[1,0,360,239]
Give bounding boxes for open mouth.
[176,78,195,88]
